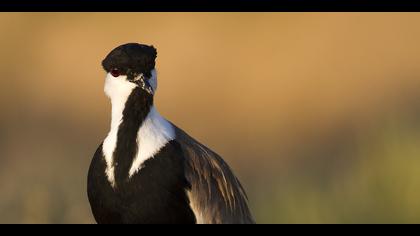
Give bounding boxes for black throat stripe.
[113,87,153,187]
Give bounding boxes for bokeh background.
[1,13,420,224]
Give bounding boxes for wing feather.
[172,124,255,224]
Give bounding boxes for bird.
[87,43,255,224]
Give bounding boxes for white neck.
[105,74,137,131]
[129,107,175,177]
[101,70,175,187]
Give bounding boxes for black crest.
[102,43,157,78]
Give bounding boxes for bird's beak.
[133,74,154,95]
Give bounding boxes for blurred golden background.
[1,13,420,224]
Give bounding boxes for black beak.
[131,74,154,95]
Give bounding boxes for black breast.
[87,140,196,224]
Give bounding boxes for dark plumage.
[88,141,196,224]
[88,43,255,224]
[102,43,157,78]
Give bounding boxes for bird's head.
[102,43,158,98]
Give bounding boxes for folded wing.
[173,124,255,224]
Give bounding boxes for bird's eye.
[111,68,121,77]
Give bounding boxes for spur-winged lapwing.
[87,43,255,224]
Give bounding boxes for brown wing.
[172,124,255,224]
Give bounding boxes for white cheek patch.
[148,69,158,92]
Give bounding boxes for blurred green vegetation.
[252,113,420,223]
[0,13,420,223]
